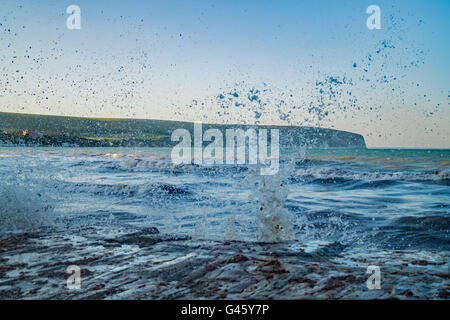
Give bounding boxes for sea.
[1,146,448,248]
[0,146,449,299]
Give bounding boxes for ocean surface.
[1,147,448,249]
[1,146,449,299]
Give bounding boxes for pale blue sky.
[0,0,449,147]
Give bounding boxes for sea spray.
[244,155,300,242]
[0,158,55,234]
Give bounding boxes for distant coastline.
[0,112,366,148]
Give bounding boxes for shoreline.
[0,228,448,300]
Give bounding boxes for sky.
[0,0,449,148]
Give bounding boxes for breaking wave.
[0,179,54,234]
[65,181,191,199]
[292,167,450,184]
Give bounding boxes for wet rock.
[402,290,414,297]
[0,287,22,299]
[0,233,36,253]
[92,284,106,290]
[322,278,345,291]
[257,259,288,274]
[0,264,16,278]
[209,263,247,281]
[306,264,321,274]
[438,288,449,299]
[2,229,449,300]
[105,232,189,247]
[334,274,358,283]
[70,256,101,266]
[228,278,253,293]
[272,279,289,290]
[226,254,249,264]
[205,263,216,272]
[288,276,315,287]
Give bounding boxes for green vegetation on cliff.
[0,112,366,148]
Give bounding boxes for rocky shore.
[0,227,448,300]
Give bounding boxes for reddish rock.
[226,254,250,264]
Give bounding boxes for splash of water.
[0,156,55,234]
[245,156,300,242]
[0,177,54,234]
